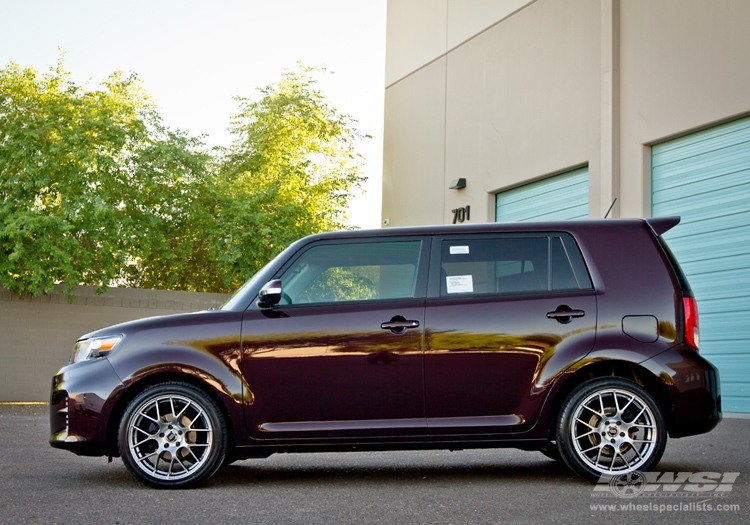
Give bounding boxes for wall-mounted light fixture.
[448,178,466,190]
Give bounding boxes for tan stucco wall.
[0,285,229,401]
[383,0,750,226]
[385,0,536,86]
[383,57,447,226]
[618,0,750,217]
[443,0,601,223]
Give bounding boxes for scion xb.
[50,217,721,488]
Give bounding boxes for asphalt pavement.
[0,404,746,525]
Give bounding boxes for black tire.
[556,377,667,482]
[118,382,227,489]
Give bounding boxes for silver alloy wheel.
[570,388,658,475]
[125,393,214,481]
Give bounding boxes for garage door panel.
[496,167,588,222]
[683,252,750,273]
[677,247,750,273]
[700,296,750,315]
[666,222,749,257]
[669,212,750,241]
[684,264,750,300]
[665,226,750,264]
[652,118,750,167]
[498,171,587,205]
[653,142,750,187]
[654,178,750,223]
[700,311,750,344]
[653,115,750,413]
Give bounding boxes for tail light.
[683,296,700,350]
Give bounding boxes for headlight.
[70,335,123,363]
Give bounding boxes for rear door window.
[434,233,592,297]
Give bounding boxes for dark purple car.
[50,218,721,488]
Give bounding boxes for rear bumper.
[49,358,123,457]
[642,345,722,438]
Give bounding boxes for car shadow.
[205,453,580,488]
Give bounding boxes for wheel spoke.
[630,406,647,423]
[594,445,606,467]
[167,455,177,477]
[618,395,635,415]
[574,417,597,430]
[581,400,603,419]
[184,445,202,464]
[609,449,617,471]
[137,410,159,424]
[133,425,152,438]
[581,442,603,454]
[630,444,645,462]
[576,428,599,439]
[137,450,159,463]
[133,435,153,447]
[174,453,190,472]
[175,400,190,420]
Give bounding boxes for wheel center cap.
[166,431,177,442]
[607,426,618,437]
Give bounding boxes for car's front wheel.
[556,377,667,482]
[118,382,227,489]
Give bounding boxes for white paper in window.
[449,245,470,255]
[446,275,473,293]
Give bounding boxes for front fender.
[106,311,251,446]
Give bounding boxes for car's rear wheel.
[118,382,227,489]
[556,377,666,482]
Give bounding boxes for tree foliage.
[212,66,366,291]
[0,61,366,295]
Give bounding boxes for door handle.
[381,316,420,334]
[381,320,420,330]
[546,305,585,324]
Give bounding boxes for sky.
[0,0,387,228]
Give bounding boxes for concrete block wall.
[0,285,230,401]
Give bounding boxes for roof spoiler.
[645,216,681,236]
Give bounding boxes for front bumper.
[49,357,123,457]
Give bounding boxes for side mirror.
[256,279,283,309]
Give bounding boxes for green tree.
[1,61,366,296]
[212,66,367,291]
[0,60,212,295]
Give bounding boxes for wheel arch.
[105,371,238,459]
[544,360,674,443]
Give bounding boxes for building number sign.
[451,205,470,224]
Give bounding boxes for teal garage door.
[495,167,589,222]
[652,116,750,413]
